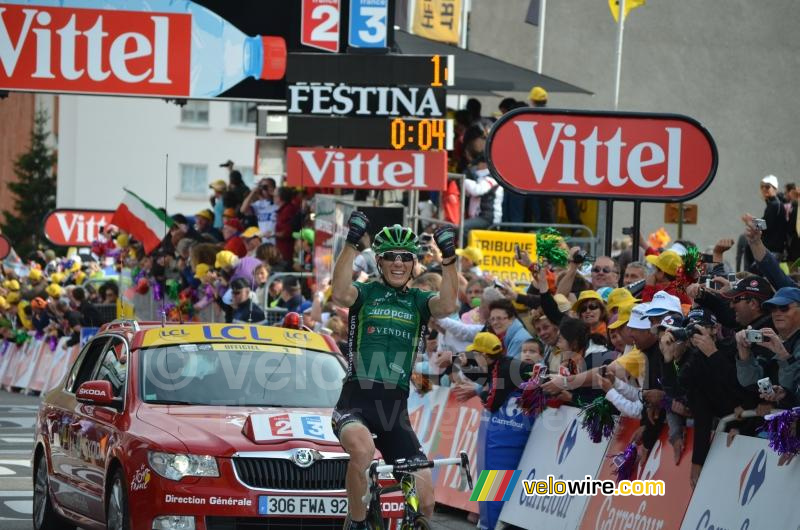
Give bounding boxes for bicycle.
[345,451,474,530]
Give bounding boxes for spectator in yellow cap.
[46,283,62,299]
[194,209,223,242]
[642,249,691,305]
[529,86,548,107]
[455,246,483,277]
[215,249,262,289]
[241,226,263,257]
[460,331,534,413]
[572,290,608,338]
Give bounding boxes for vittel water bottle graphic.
[0,0,287,97]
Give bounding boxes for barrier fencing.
[2,335,796,530]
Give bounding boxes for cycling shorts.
[332,380,425,465]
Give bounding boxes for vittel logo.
[0,4,190,95]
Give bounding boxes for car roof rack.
[102,319,141,332]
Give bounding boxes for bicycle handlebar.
[371,451,474,490]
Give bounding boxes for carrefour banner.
[499,406,612,530]
[680,434,800,530]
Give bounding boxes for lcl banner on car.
[679,434,800,530]
[0,0,288,99]
[486,109,718,201]
[43,209,114,247]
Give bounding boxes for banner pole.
[632,200,641,262]
[537,0,547,73]
[613,0,626,110]
[604,199,614,257]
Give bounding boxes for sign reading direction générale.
[286,147,446,191]
[487,108,718,202]
[287,83,446,117]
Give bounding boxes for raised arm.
[429,226,460,318]
[330,212,369,308]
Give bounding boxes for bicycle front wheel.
[402,516,431,530]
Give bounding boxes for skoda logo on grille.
[292,448,318,468]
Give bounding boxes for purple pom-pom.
[610,443,638,482]
[761,407,800,456]
[47,336,58,351]
[520,378,547,418]
[579,396,617,443]
[152,281,163,301]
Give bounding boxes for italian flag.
[110,189,172,254]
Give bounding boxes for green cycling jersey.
[345,280,435,392]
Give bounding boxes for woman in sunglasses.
[329,213,460,529]
[573,290,609,344]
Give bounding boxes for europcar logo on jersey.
[738,449,767,506]
[556,418,578,464]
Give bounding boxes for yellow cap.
[6,291,20,304]
[209,179,227,192]
[196,209,215,222]
[214,250,237,269]
[242,226,262,239]
[29,268,42,281]
[4,279,20,291]
[0,296,8,310]
[529,86,548,103]
[116,232,130,248]
[69,261,81,273]
[194,263,210,280]
[646,250,682,277]
[608,301,636,330]
[615,348,646,379]
[456,246,483,265]
[46,283,62,298]
[74,271,86,285]
[606,287,640,312]
[466,332,504,356]
[49,272,65,284]
[572,290,603,312]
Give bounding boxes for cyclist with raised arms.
[331,212,459,529]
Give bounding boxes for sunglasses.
[769,304,794,313]
[731,296,754,304]
[592,267,615,274]
[580,302,602,312]
[380,251,415,262]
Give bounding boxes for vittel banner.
[43,209,114,246]
[486,108,718,201]
[0,0,286,98]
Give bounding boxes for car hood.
[136,405,344,457]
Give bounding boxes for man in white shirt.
[241,177,278,244]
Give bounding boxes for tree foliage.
[1,107,57,258]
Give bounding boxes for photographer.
[240,177,278,244]
[557,247,619,295]
[661,309,746,486]
[736,286,800,407]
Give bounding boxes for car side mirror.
[76,380,123,410]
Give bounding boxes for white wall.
[56,95,257,216]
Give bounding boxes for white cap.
[627,303,652,330]
[644,290,682,316]
[762,174,779,189]
[669,242,687,256]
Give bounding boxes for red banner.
[43,209,114,247]
[580,418,695,530]
[487,109,717,202]
[286,147,447,191]
[0,4,192,96]
[301,0,341,52]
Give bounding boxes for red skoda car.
[32,321,403,530]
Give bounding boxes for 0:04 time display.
[391,118,447,151]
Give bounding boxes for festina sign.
[486,109,718,201]
[43,209,114,246]
[287,83,446,117]
[286,147,447,191]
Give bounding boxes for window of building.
[180,164,208,195]
[230,102,257,127]
[180,100,209,124]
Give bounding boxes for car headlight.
[147,451,219,481]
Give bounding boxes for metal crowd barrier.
[488,222,598,257]
[714,408,783,433]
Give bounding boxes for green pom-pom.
[536,228,569,267]
[165,279,180,302]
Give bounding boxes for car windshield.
[139,343,344,407]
